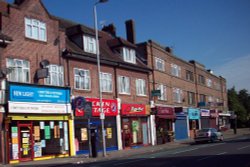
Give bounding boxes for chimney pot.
[102,24,116,37]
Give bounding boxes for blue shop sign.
[188,108,200,120]
[9,84,70,104]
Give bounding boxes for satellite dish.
[40,60,50,68]
[1,67,13,75]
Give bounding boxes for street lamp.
[94,0,108,157]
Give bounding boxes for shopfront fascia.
[6,83,72,164]
[121,104,150,148]
[74,98,118,155]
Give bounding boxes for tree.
[227,87,248,127]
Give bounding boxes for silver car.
[195,128,224,143]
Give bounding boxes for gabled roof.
[56,16,151,73]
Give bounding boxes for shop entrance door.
[18,123,33,161]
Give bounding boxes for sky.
[7,0,250,92]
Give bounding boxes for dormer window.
[122,47,136,64]
[25,17,47,41]
[83,35,96,54]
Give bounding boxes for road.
[69,135,250,167]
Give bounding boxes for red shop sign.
[157,107,174,115]
[86,98,118,117]
[121,104,146,116]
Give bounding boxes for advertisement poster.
[64,122,69,150]
[34,142,42,157]
[45,126,51,139]
[41,140,46,147]
[81,128,88,141]
[54,125,60,138]
[107,128,112,139]
[34,126,40,141]
[12,144,19,160]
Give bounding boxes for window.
[122,47,136,64]
[208,96,213,102]
[186,70,194,81]
[155,57,165,71]
[214,82,221,90]
[83,35,96,54]
[187,91,195,105]
[206,78,212,87]
[25,18,46,41]
[118,76,130,94]
[45,65,64,86]
[171,64,181,77]
[136,79,146,96]
[199,94,206,103]
[157,84,167,101]
[173,88,182,103]
[74,68,91,90]
[100,72,112,92]
[198,75,205,85]
[6,58,30,83]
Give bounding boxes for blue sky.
[7,0,250,91]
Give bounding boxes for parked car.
[194,128,224,143]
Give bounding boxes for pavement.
[2,128,250,167]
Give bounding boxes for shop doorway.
[18,123,33,161]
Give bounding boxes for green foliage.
[227,87,250,127]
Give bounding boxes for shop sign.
[73,96,92,118]
[121,104,146,116]
[210,110,218,118]
[157,106,174,115]
[188,108,200,120]
[86,98,118,116]
[8,101,71,114]
[201,109,210,117]
[9,83,70,104]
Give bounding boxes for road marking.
[197,156,212,161]
[113,159,146,166]
[172,148,198,154]
[237,145,250,150]
[216,152,227,155]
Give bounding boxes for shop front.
[74,98,118,155]
[218,112,231,131]
[6,83,72,164]
[188,108,200,139]
[174,107,188,140]
[200,109,210,129]
[121,104,150,149]
[210,110,218,129]
[155,106,175,144]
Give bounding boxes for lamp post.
[94,0,108,157]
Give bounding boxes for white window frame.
[25,17,47,41]
[171,63,181,77]
[45,64,64,86]
[122,47,136,64]
[157,84,167,101]
[6,58,30,83]
[187,91,195,105]
[155,57,165,71]
[206,78,212,87]
[74,68,91,90]
[118,76,130,94]
[136,79,146,96]
[83,35,97,54]
[100,72,112,92]
[173,88,183,103]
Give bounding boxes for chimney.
[125,19,136,44]
[102,24,116,37]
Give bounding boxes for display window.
[8,120,69,161]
